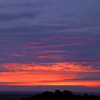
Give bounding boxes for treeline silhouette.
[22,90,100,100]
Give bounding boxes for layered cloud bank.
[0,0,100,91]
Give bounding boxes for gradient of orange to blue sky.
[0,0,100,92]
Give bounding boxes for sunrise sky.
[0,0,100,92]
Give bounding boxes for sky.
[0,0,100,92]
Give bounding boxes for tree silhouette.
[21,90,100,100]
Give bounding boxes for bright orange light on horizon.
[0,62,100,87]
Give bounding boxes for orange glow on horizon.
[0,71,100,87]
[0,62,100,87]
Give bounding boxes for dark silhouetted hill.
[21,90,100,100]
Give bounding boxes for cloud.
[61,13,75,18]
[0,25,72,33]
[0,62,100,72]
[0,2,52,8]
[0,0,100,32]
[0,71,65,85]
[37,50,65,53]
[0,66,11,72]
[0,40,86,48]
[0,0,100,90]
[0,62,100,86]
[0,52,7,53]
[0,82,25,85]
[38,55,64,60]
[55,35,99,41]
[0,1,51,22]
[1,71,100,86]
[0,21,100,34]
[10,54,25,57]
[22,42,85,48]
[38,34,99,41]
[0,42,42,46]
[0,36,99,63]
[6,50,65,55]
[64,78,100,81]
[0,10,42,22]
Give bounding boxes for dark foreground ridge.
[22,90,100,100]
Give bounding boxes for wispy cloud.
[0,0,100,91]
[38,55,64,60]
[0,10,42,22]
[1,62,100,72]
[0,2,51,8]
[64,78,100,81]
[0,1,51,22]
[22,42,85,48]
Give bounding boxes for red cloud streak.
[0,62,100,87]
